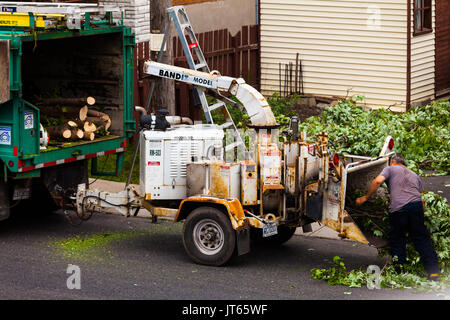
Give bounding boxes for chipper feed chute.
[305,136,395,246]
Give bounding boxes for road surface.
[0,209,447,301]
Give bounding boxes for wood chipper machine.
[75,6,395,266]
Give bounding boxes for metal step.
[225,141,245,152]
[220,122,234,130]
[208,102,225,112]
[194,63,207,71]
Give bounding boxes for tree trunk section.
[150,0,175,115]
[39,105,87,121]
[46,124,73,140]
[86,116,111,131]
[36,96,95,106]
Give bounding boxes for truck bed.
[0,23,135,176]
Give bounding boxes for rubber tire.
[251,225,297,246]
[182,207,236,266]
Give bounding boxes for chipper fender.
[175,196,250,265]
[175,196,249,230]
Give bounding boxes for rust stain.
[321,211,368,245]
[264,213,278,224]
[175,196,247,230]
[248,218,264,228]
[210,162,229,199]
[153,207,178,217]
[286,165,296,193]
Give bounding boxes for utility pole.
[150,0,175,115]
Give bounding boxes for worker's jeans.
[388,201,440,274]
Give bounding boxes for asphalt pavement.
[0,203,449,301]
[0,176,448,301]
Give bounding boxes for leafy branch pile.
[311,256,449,292]
[224,94,448,174]
[282,96,450,290]
[296,97,449,175]
[312,192,450,290]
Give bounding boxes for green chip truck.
[0,3,135,220]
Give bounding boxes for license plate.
[263,223,278,238]
[13,187,31,200]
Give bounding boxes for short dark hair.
[391,154,406,165]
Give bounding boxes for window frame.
[413,0,433,36]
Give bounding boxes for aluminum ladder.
[149,5,249,160]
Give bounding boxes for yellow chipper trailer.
[76,6,395,266]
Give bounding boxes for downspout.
[406,0,411,111]
[255,0,259,25]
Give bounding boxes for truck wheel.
[182,207,236,266]
[251,225,297,246]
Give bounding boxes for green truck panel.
[0,11,135,178]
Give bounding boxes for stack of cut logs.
[36,96,111,142]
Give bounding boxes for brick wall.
[99,0,151,43]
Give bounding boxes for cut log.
[86,109,110,121]
[79,105,88,121]
[72,120,96,132]
[45,124,73,141]
[36,96,96,107]
[45,124,85,141]
[83,131,95,141]
[67,120,78,128]
[83,121,97,133]
[71,128,84,140]
[39,105,88,122]
[86,97,96,106]
[86,116,111,131]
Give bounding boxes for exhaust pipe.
[134,106,147,115]
[134,106,193,125]
[165,116,193,125]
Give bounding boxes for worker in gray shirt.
[356,154,440,280]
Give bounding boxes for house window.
[414,0,432,35]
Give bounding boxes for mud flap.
[0,178,10,221]
[305,187,323,221]
[41,160,88,208]
[236,228,250,256]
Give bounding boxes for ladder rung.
[195,63,207,70]
[208,102,225,112]
[180,23,192,30]
[220,122,234,129]
[225,141,244,151]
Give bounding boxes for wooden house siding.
[260,0,412,112]
[435,0,450,95]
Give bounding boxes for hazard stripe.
[17,148,124,173]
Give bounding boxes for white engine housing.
[140,124,224,200]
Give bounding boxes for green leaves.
[311,255,450,291]
[297,99,450,175]
[311,256,366,288]
[313,192,450,291]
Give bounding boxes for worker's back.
[380,165,423,213]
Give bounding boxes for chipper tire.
[182,207,236,266]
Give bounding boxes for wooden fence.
[133,25,260,125]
